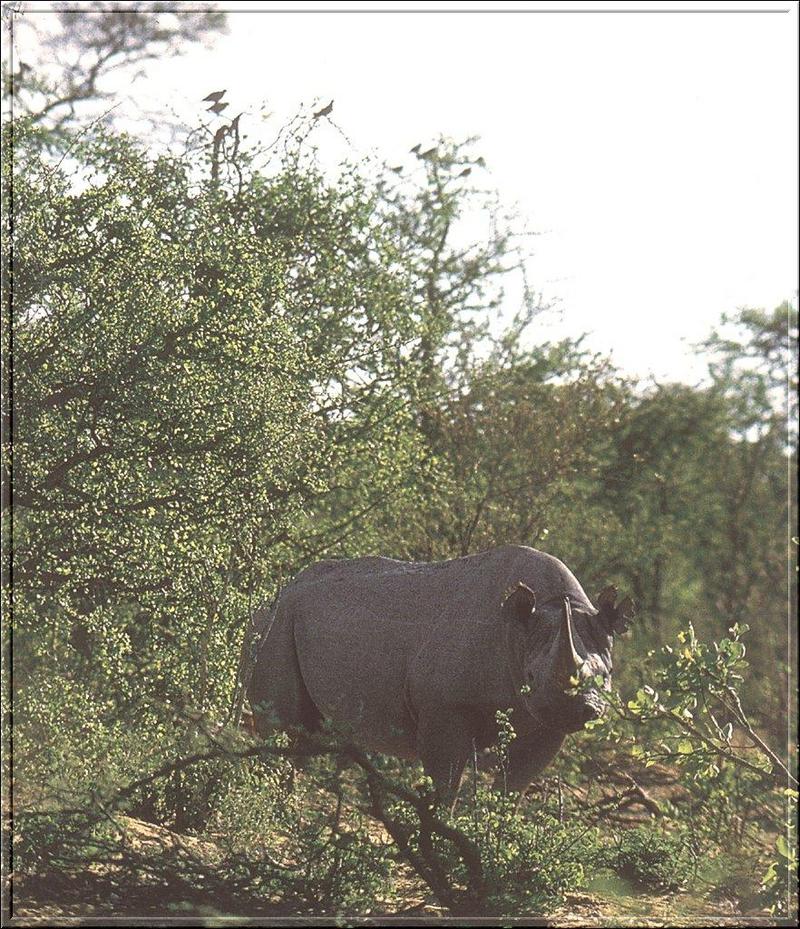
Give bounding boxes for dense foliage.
[2,91,796,920]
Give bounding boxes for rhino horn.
[554,596,583,688]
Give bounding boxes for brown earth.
[7,814,782,927]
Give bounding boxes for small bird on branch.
[208,101,229,115]
[313,99,334,119]
[203,89,226,103]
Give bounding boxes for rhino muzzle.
[581,691,605,722]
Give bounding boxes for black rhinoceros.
[247,544,634,797]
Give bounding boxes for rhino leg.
[416,709,476,807]
[492,729,566,794]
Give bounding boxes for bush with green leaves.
[608,621,790,791]
[602,824,694,891]
[759,790,798,918]
[446,787,594,914]
[208,757,394,915]
[567,620,798,914]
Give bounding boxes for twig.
[719,685,798,787]
[43,100,123,186]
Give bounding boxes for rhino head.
[501,582,635,732]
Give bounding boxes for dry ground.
[7,814,781,927]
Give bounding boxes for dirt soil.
[7,815,783,927]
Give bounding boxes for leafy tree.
[702,303,798,445]
[585,320,794,739]
[394,342,625,561]
[592,383,727,634]
[375,138,542,402]
[695,304,797,739]
[3,116,432,771]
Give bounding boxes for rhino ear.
[501,582,536,623]
[617,596,636,632]
[597,590,636,635]
[597,585,618,611]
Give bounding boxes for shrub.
[603,824,694,891]
[448,787,594,914]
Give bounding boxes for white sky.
[10,0,800,383]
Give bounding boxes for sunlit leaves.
[7,120,432,737]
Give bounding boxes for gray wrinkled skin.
[247,545,614,797]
